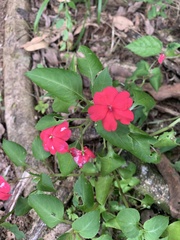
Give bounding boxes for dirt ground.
[0,0,180,239]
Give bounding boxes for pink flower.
[88,86,134,131]
[69,147,95,168]
[0,176,11,201]
[40,121,71,155]
[158,53,166,64]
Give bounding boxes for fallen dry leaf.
[143,83,180,101]
[128,2,143,13]
[43,48,59,67]
[112,15,134,31]
[21,35,49,51]
[144,19,154,35]
[22,41,48,51]
[74,22,99,35]
[116,6,127,16]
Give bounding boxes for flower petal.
[88,105,108,121]
[102,111,117,131]
[53,122,71,141]
[93,86,118,105]
[116,110,134,124]
[43,138,56,154]
[0,191,11,200]
[84,146,96,159]
[52,137,69,154]
[40,126,54,141]
[0,176,11,201]
[113,91,133,110]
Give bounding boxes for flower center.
[0,182,5,188]
[108,105,113,112]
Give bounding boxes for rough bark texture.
[4,0,35,148]
[3,0,46,178]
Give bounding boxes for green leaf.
[165,42,180,57]
[118,162,136,179]
[57,152,77,176]
[105,216,121,230]
[147,5,157,19]
[52,97,75,113]
[37,173,56,192]
[109,201,125,213]
[149,67,162,91]
[68,1,76,9]
[35,114,64,130]
[73,175,94,211]
[127,230,144,240]
[173,161,180,173]
[15,197,31,216]
[26,68,83,104]
[102,211,116,223]
[127,60,150,81]
[125,36,163,57]
[117,208,140,238]
[93,234,113,240]
[160,136,180,153]
[81,162,99,175]
[32,136,51,160]
[100,153,125,176]
[33,0,50,32]
[35,100,49,114]
[143,216,169,240]
[96,122,159,163]
[77,46,103,84]
[0,222,25,240]
[128,84,156,116]
[92,67,112,95]
[118,177,140,193]
[56,19,65,29]
[72,210,100,239]
[154,130,178,149]
[95,175,113,205]
[28,194,64,228]
[141,194,155,208]
[2,139,27,167]
[166,221,180,240]
[57,232,75,240]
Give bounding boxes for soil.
[0,0,180,239]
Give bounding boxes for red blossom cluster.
[88,86,134,131]
[0,176,11,201]
[40,86,134,167]
[40,122,95,167]
[69,147,96,168]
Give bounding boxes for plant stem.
[150,117,180,136]
[115,172,129,208]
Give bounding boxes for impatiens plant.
[1,36,180,239]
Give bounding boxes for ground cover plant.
[0,0,180,239]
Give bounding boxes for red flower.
[88,86,134,131]
[69,147,95,168]
[40,121,71,155]
[158,53,166,64]
[0,176,11,201]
